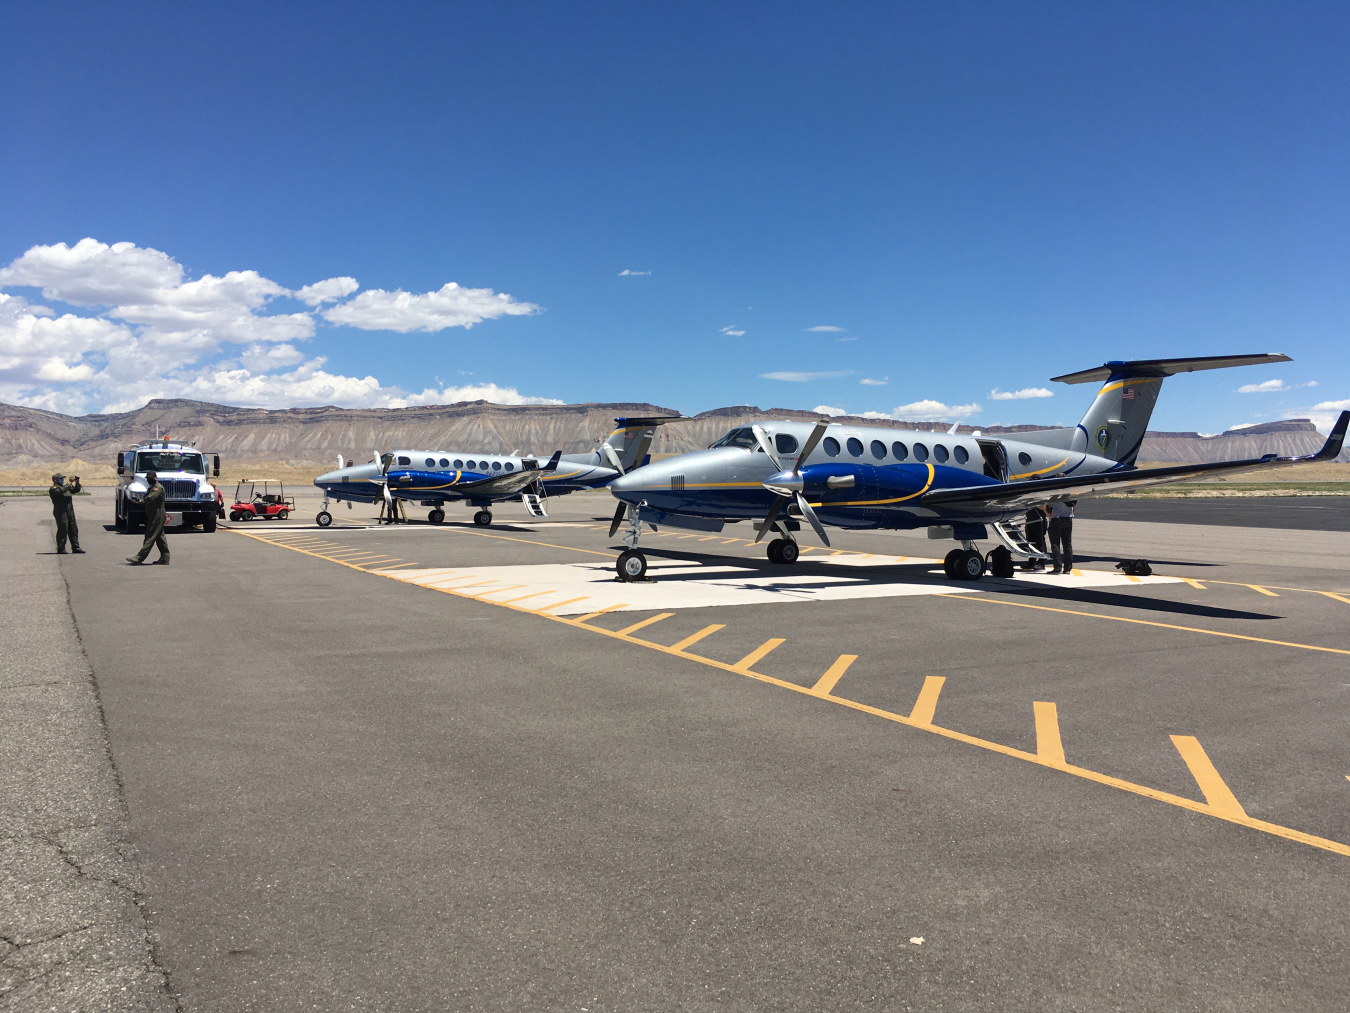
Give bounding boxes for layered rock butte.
[1,398,1344,468]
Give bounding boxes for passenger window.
[453,459,463,469]
[438,458,449,468]
[492,461,502,471]
[846,437,863,457]
[954,446,969,464]
[425,457,436,468]
[1018,452,1032,466]
[504,462,514,471]
[913,443,929,462]
[934,445,949,464]
[870,440,886,460]
[775,433,799,455]
[892,442,908,461]
[479,461,489,470]
[823,437,840,457]
[398,456,411,466]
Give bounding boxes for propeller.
[608,501,628,537]
[369,451,396,523]
[599,442,625,473]
[755,418,833,546]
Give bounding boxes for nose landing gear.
[614,502,651,581]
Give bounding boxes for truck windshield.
[135,452,204,474]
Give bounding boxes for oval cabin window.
[846,437,864,457]
[870,440,887,460]
[954,446,969,464]
[913,443,929,462]
[934,445,949,464]
[892,442,908,460]
[823,437,840,457]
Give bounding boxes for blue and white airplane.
[312,415,683,527]
[604,354,1349,581]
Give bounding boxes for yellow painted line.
[721,538,741,544]
[1034,702,1066,767]
[1180,578,1207,590]
[732,638,785,672]
[533,596,591,613]
[1171,736,1246,818]
[698,536,722,542]
[1126,574,1143,583]
[1070,568,1084,577]
[811,654,857,696]
[616,613,676,637]
[830,550,846,556]
[1245,584,1279,597]
[572,604,630,624]
[473,584,528,598]
[677,534,700,540]
[668,625,724,652]
[375,561,420,569]
[908,676,944,725]
[450,528,616,558]
[938,594,1350,656]
[1321,591,1350,605]
[497,590,556,605]
[656,532,677,537]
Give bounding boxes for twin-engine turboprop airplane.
[312,415,683,527]
[605,354,1349,581]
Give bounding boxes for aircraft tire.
[474,510,492,527]
[316,511,332,527]
[943,549,964,579]
[766,539,784,563]
[960,549,985,580]
[428,509,445,525]
[778,540,799,564]
[616,549,648,581]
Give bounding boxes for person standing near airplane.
[48,473,84,554]
[1021,504,1048,571]
[1048,499,1075,575]
[126,471,170,565]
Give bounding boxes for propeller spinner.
[754,419,832,547]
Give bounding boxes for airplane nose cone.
[608,469,645,501]
[314,469,340,486]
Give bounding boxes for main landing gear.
[473,509,493,527]
[766,537,799,564]
[428,508,445,525]
[943,542,1017,581]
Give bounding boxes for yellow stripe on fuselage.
[1096,376,1163,398]
[1009,457,1070,480]
[807,463,936,507]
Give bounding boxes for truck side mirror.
[213,455,220,477]
[116,453,125,476]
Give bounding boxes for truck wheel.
[203,513,217,533]
[115,506,126,530]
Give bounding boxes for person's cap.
[51,473,64,483]
[146,470,158,481]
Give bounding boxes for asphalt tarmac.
[13,489,1350,1011]
[1077,494,1350,531]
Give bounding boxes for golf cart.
[229,479,295,521]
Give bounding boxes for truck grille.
[161,479,198,500]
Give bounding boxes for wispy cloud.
[814,404,846,416]
[989,387,1053,400]
[864,399,982,421]
[860,377,888,386]
[617,269,650,276]
[836,336,857,342]
[1237,379,1290,393]
[760,370,852,382]
[805,325,844,332]
[720,325,745,337]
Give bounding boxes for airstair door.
[976,440,1008,482]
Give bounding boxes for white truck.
[114,440,222,533]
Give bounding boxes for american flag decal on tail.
[1122,387,1135,400]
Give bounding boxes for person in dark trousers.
[48,473,84,554]
[1021,504,1047,570]
[126,471,169,565]
[1048,499,1076,574]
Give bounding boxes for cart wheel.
[316,511,332,527]
[229,512,242,522]
[277,509,289,520]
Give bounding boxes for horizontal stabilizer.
[1051,353,1291,385]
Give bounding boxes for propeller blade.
[750,425,782,470]
[599,443,625,473]
[754,495,787,543]
[793,419,831,475]
[795,492,830,547]
[608,501,627,538]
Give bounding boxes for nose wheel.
[474,509,493,526]
[428,508,445,525]
[766,538,799,564]
[616,549,648,581]
[316,510,332,527]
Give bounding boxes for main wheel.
[474,510,492,527]
[616,549,648,581]
[766,539,784,563]
[316,511,333,527]
[202,513,217,533]
[428,509,445,525]
[989,546,1014,578]
[960,549,986,580]
[778,540,799,564]
[277,509,289,521]
[943,549,964,579]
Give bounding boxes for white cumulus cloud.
[0,238,553,414]
[720,326,746,337]
[814,405,846,416]
[1292,398,1350,434]
[760,370,851,382]
[864,399,982,421]
[860,377,888,386]
[618,269,650,276]
[805,325,844,332]
[989,387,1053,400]
[323,282,539,333]
[1237,379,1290,393]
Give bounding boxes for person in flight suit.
[126,471,169,565]
[48,473,84,554]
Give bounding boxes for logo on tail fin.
[1096,426,1111,451]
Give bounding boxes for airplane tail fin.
[600,416,686,472]
[1049,354,1292,466]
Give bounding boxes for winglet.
[543,450,563,472]
[1312,411,1349,462]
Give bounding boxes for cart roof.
[237,478,285,484]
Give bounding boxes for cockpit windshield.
[135,452,204,474]
[710,428,759,450]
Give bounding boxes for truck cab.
[115,441,222,533]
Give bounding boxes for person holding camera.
[48,473,84,554]
[126,471,169,566]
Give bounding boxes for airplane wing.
[921,411,1347,511]
[452,451,563,497]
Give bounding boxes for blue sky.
[1,1,1346,432]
